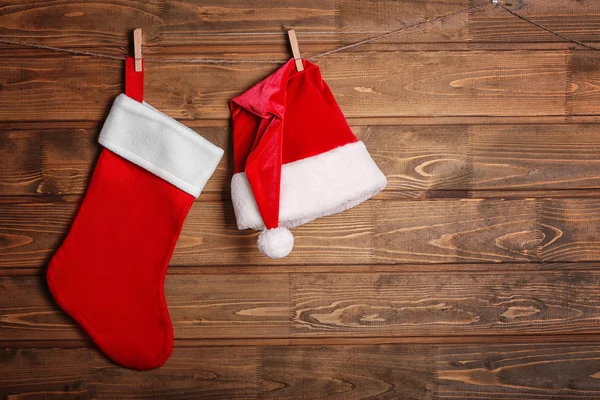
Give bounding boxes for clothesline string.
[0,2,597,64]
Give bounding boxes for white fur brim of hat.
[231,141,387,232]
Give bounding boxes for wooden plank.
[6,124,600,197]
[3,344,600,399]
[2,0,599,51]
[160,0,470,47]
[371,199,538,264]
[0,347,260,400]
[168,274,291,339]
[259,345,437,399]
[289,271,600,337]
[0,0,469,52]
[0,51,569,121]
[0,0,162,50]
[3,271,600,342]
[0,348,99,400]
[100,348,261,400]
[539,199,600,262]
[0,197,538,268]
[5,197,600,268]
[0,128,101,196]
[471,0,600,44]
[437,343,600,399]
[569,49,600,117]
[469,124,600,191]
[160,0,338,47]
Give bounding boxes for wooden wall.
[2,0,600,398]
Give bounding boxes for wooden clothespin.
[287,29,304,72]
[126,29,144,102]
[133,28,143,72]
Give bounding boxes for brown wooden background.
[2,0,600,399]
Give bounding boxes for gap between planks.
[6,116,600,129]
[4,334,600,349]
[3,116,600,128]
[4,262,600,277]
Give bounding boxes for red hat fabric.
[230,58,387,258]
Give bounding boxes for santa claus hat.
[230,58,387,258]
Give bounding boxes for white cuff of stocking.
[99,94,224,197]
[231,141,387,230]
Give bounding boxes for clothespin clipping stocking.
[126,28,144,102]
[287,29,304,72]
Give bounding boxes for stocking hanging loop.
[125,57,144,102]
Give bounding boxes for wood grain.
[4,197,600,268]
[290,272,600,337]
[538,199,600,262]
[3,272,600,342]
[0,197,526,268]
[5,124,600,198]
[0,347,99,400]
[0,1,162,50]
[3,344,600,399]
[438,343,600,399]
[0,0,468,52]
[99,347,261,400]
[470,0,600,44]
[570,50,600,117]
[468,124,600,191]
[259,345,437,399]
[160,0,470,48]
[0,51,569,121]
[0,128,101,196]
[0,347,260,400]
[2,0,599,53]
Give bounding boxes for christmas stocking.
[47,62,223,370]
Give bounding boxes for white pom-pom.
[257,228,294,259]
